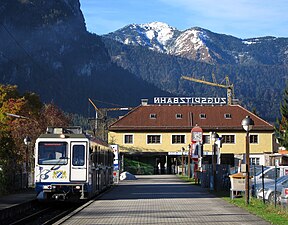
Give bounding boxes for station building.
[108,98,277,174]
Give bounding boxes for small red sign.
[191,125,203,143]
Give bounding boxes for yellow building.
[108,99,276,173]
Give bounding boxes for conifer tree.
[275,85,288,149]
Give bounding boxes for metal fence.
[200,164,231,191]
[0,169,34,195]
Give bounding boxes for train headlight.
[43,185,52,190]
[75,186,81,190]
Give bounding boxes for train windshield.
[38,142,68,165]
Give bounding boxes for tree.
[275,85,288,149]
[0,84,70,193]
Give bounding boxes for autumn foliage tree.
[0,84,70,193]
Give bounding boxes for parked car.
[280,187,288,207]
[256,175,288,203]
[253,166,288,184]
[255,175,286,198]
[251,166,288,196]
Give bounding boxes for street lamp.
[241,116,254,205]
[211,132,219,191]
[181,147,185,175]
[187,144,191,178]
[24,136,31,188]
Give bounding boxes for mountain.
[104,22,288,65]
[0,2,286,123]
[0,1,169,115]
[102,22,288,122]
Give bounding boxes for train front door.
[70,142,87,181]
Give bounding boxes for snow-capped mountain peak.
[104,21,179,53]
[104,22,214,62]
[139,22,176,46]
[105,22,282,64]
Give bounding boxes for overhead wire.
[0,22,51,75]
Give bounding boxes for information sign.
[191,125,203,143]
[110,144,119,183]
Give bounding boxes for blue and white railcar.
[34,126,113,201]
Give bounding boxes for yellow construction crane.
[88,98,133,114]
[88,98,133,128]
[88,98,133,140]
[103,107,134,112]
[181,74,234,105]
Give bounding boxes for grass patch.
[177,175,197,184]
[224,197,288,225]
[178,175,288,224]
[124,158,154,175]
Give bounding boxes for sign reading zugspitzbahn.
[154,97,226,105]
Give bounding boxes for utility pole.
[88,98,100,136]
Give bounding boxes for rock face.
[0,1,169,114]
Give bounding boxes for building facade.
[108,100,276,174]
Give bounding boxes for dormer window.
[224,113,232,119]
[150,113,157,119]
[176,113,183,119]
[199,113,206,119]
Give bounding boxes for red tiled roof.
[109,104,274,132]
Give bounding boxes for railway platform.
[56,175,271,225]
[0,188,36,222]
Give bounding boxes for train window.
[72,145,85,166]
[38,142,67,165]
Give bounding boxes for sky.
[79,0,288,39]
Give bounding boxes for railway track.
[2,202,80,225]
[0,186,114,225]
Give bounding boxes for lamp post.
[241,116,254,205]
[181,147,185,175]
[187,144,191,178]
[24,136,31,188]
[211,132,219,191]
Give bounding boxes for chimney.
[141,99,148,106]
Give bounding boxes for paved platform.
[57,175,271,225]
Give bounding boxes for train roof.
[38,126,110,148]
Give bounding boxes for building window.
[124,134,133,144]
[172,135,185,144]
[224,113,232,119]
[175,113,183,119]
[250,135,258,144]
[250,158,260,165]
[147,135,161,144]
[203,135,210,144]
[199,113,206,119]
[150,113,157,119]
[222,135,235,144]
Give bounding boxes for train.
[34,126,114,201]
